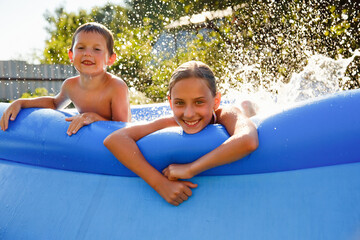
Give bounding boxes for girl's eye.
[174,101,184,106]
[95,48,101,51]
[195,101,204,105]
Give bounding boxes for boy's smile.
[81,60,95,65]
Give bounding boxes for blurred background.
[0,0,359,107]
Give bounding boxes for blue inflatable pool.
[0,89,360,239]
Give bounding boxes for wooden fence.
[0,60,76,101]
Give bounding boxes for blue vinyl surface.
[1,89,360,239]
[1,89,360,176]
[0,160,359,240]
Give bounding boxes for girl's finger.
[174,197,183,205]
[179,192,188,201]
[168,175,178,181]
[162,168,168,176]
[183,181,197,196]
[170,200,179,206]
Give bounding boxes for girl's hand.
[0,101,22,131]
[162,163,195,180]
[155,178,197,206]
[65,112,101,136]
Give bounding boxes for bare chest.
[69,89,112,119]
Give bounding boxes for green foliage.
[150,0,360,96]
[227,0,360,89]
[21,88,52,98]
[42,0,360,102]
[125,0,247,30]
[129,90,152,105]
[42,8,91,64]
[42,4,158,101]
[110,25,154,96]
[42,4,130,64]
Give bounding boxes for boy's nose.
[84,48,92,56]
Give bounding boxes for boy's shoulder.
[63,75,80,84]
[106,73,128,89]
[60,76,80,91]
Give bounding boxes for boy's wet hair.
[169,61,217,97]
[70,22,115,56]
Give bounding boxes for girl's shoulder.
[216,105,243,118]
[215,105,249,127]
[218,101,258,119]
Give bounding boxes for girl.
[104,61,259,206]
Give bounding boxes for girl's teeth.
[185,120,198,126]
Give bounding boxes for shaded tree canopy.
[42,0,360,102]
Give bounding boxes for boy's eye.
[95,48,102,51]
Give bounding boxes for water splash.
[278,49,360,104]
[222,49,360,116]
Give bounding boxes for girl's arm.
[103,117,197,206]
[162,106,259,180]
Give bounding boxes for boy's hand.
[0,101,22,131]
[162,163,195,180]
[65,112,101,136]
[155,178,197,206]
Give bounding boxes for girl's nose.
[184,105,195,118]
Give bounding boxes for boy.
[0,22,131,135]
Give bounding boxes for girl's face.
[168,77,221,134]
[68,31,116,77]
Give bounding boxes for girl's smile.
[183,119,200,126]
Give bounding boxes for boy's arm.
[111,81,131,122]
[104,117,197,206]
[0,86,70,131]
[65,112,106,136]
[163,106,259,180]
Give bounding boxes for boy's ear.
[68,49,74,63]
[107,53,117,66]
[214,92,221,110]
[168,95,173,110]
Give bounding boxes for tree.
[41,4,156,101]
[42,0,360,102]
[42,7,92,64]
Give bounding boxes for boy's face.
[68,31,116,77]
